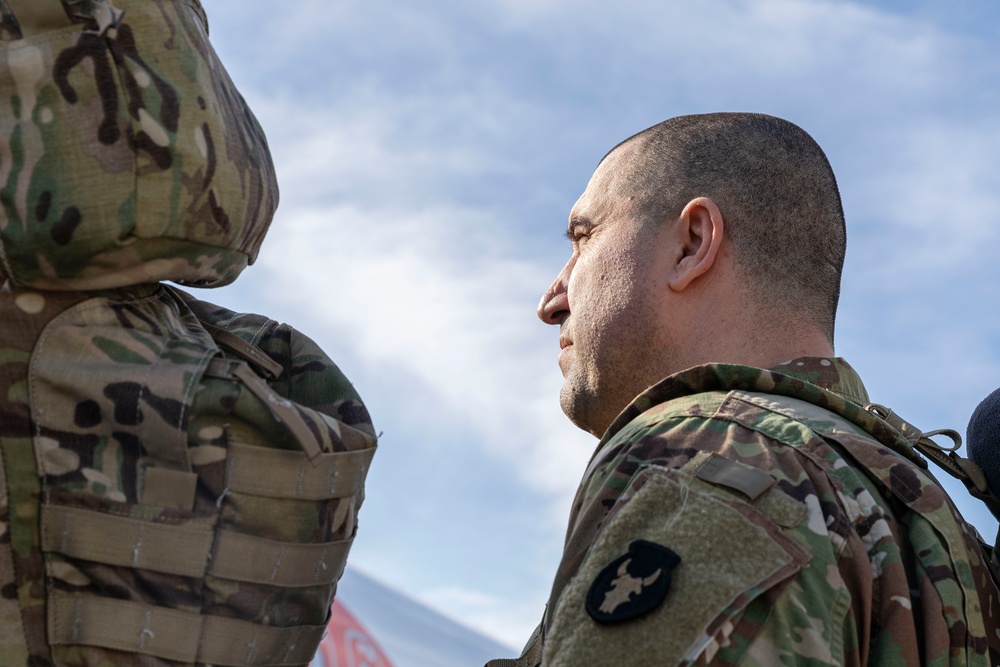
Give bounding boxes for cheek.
[570,260,645,338]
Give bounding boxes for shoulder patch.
[586,540,681,624]
[544,470,811,667]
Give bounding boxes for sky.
[194,0,1000,650]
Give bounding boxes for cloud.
[485,0,942,87]
[252,199,595,498]
[422,584,541,647]
[846,119,1000,279]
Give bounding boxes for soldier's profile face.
[537,144,675,437]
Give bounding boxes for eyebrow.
[564,215,596,240]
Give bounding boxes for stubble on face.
[556,147,674,438]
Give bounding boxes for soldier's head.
[538,112,846,437]
[0,0,278,290]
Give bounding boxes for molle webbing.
[39,431,374,661]
[38,445,374,574]
[42,505,214,578]
[20,287,378,664]
[48,594,325,665]
[226,442,374,501]
[41,505,353,587]
[210,530,351,587]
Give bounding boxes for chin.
[559,387,605,438]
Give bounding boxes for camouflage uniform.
[0,1,375,664]
[493,358,1000,666]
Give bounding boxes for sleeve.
[540,459,839,667]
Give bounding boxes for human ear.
[668,197,724,292]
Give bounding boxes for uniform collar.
[599,357,871,449]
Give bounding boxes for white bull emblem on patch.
[598,557,662,614]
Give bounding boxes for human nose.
[537,263,571,325]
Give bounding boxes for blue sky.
[197,0,1000,648]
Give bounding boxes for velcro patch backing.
[693,453,775,501]
[543,469,810,667]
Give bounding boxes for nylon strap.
[140,466,198,511]
[332,418,376,451]
[227,441,375,500]
[6,0,72,37]
[200,319,284,380]
[231,363,324,461]
[209,530,351,587]
[865,402,1000,521]
[204,357,376,461]
[48,594,325,665]
[42,504,352,587]
[49,594,202,662]
[41,505,214,577]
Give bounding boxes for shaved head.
[604,113,846,341]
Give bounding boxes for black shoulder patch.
[585,539,681,624]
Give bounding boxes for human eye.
[565,222,593,246]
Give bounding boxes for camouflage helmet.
[0,0,278,290]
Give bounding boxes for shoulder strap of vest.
[864,403,1000,521]
[863,402,1000,585]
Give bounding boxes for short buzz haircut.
[607,112,846,342]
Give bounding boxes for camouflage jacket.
[495,358,1000,667]
[0,1,376,664]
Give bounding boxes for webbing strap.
[227,441,375,500]
[200,319,284,380]
[41,505,213,577]
[199,613,324,666]
[231,363,324,461]
[5,0,72,37]
[43,504,350,587]
[140,466,198,511]
[49,594,202,662]
[210,530,351,587]
[49,594,325,665]
[332,419,377,451]
[865,402,1000,521]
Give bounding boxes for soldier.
[0,0,375,664]
[488,113,1000,666]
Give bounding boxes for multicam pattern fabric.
[0,0,278,290]
[495,358,1000,666]
[1,285,376,665]
[0,0,374,664]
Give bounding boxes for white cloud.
[848,119,1000,275]
[254,200,594,498]
[486,0,943,87]
[422,584,542,648]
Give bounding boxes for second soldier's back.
[0,1,376,663]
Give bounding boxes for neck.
[670,298,835,374]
